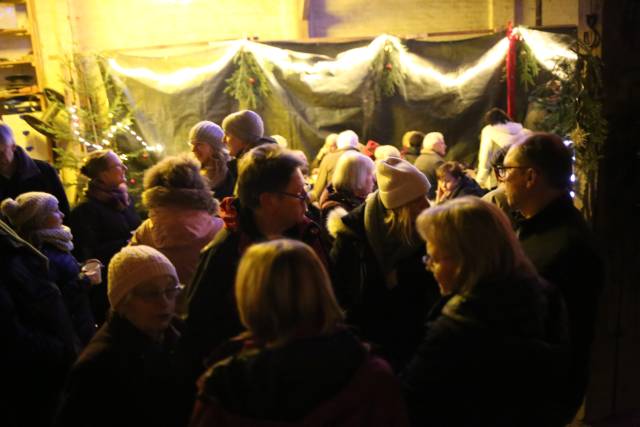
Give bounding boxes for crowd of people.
[0,105,603,426]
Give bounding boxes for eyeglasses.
[132,284,185,302]
[276,190,308,202]
[494,165,530,180]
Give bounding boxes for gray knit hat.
[222,110,264,144]
[189,121,224,149]
[1,191,59,231]
[108,245,178,309]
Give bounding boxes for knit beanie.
[376,157,431,209]
[0,191,58,231]
[374,145,401,161]
[108,245,178,309]
[336,130,359,150]
[222,110,264,144]
[422,132,445,150]
[189,121,224,149]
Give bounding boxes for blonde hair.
[235,239,344,346]
[384,202,415,246]
[331,151,374,197]
[416,196,537,294]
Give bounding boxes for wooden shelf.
[0,28,30,36]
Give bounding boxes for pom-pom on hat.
[189,121,224,149]
[375,157,431,209]
[108,245,178,310]
[0,191,58,231]
[222,110,264,144]
[336,130,359,150]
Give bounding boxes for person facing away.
[68,149,141,325]
[502,133,604,423]
[0,218,77,427]
[400,130,424,164]
[1,192,96,347]
[401,197,570,427]
[330,157,440,370]
[312,129,360,202]
[190,239,409,427]
[222,110,270,185]
[189,120,235,200]
[414,132,446,200]
[56,245,194,427]
[183,143,331,383]
[476,107,531,190]
[130,154,224,317]
[0,123,70,217]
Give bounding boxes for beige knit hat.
[222,110,264,144]
[0,191,59,231]
[376,157,431,209]
[189,121,225,149]
[108,245,178,309]
[374,145,401,161]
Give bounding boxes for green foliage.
[224,49,271,110]
[517,40,539,92]
[370,41,405,101]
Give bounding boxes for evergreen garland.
[224,48,270,110]
[370,40,405,101]
[517,39,539,92]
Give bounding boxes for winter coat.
[191,330,409,427]
[413,150,443,199]
[0,220,77,427]
[401,274,570,427]
[517,194,604,422]
[182,197,332,382]
[41,243,96,347]
[329,198,440,370]
[402,146,420,164]
[0,145,70,217]
[437,175,486,204]
[312,147,359,201]
[476,122,531,189]
[56,313,193,427]
[68,195,141,324]
[131,186,224,316]
[319,184,365,230]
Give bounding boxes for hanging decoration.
[224,47,270,110]
[369,39,405,101]
[517,37,540,92]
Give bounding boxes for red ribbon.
[506,22,519,118]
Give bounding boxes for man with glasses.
[183,144,330,381]
[502,133,603,423]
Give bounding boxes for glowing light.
[570,191,576,198]
[68,106,76,114]
[563,139,574,147]
[119,154,128,160]
[518,27,577,77]
[570,174,576,183]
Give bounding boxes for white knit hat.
[189,121,224,149]
[222,110,264,144]
[108,245,178,309]
[0,191,58,231]
[422,132,445,150]
[374,145,401,161]
[376,157,431,209]
[336,130,359,150]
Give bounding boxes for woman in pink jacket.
[131,154,223,316]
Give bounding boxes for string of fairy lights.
[68,105,164,159]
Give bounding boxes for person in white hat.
[330,157,440,370]
[188,120,235,199]
[56,245,193,427]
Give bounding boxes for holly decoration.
[224,48,270,110]
[370,40,405,101]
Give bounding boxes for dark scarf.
[85,180,130,211]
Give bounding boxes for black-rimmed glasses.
[132,284,185,302]
[276,191,308,201]
[494,165,530,180]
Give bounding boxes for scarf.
[364,192,421,289]
[33,225,74,252]
[85,180,130,211]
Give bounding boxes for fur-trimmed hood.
[142,186,218,213]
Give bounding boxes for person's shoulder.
[201,226,237,255]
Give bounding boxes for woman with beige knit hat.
[1,191,96,347]
[330,157,440,371]
[56,245,193,427]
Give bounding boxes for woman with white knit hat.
[56,245,193,427]
[1,191,96,346]
[330,157,440,371]
[189,120,235,200]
